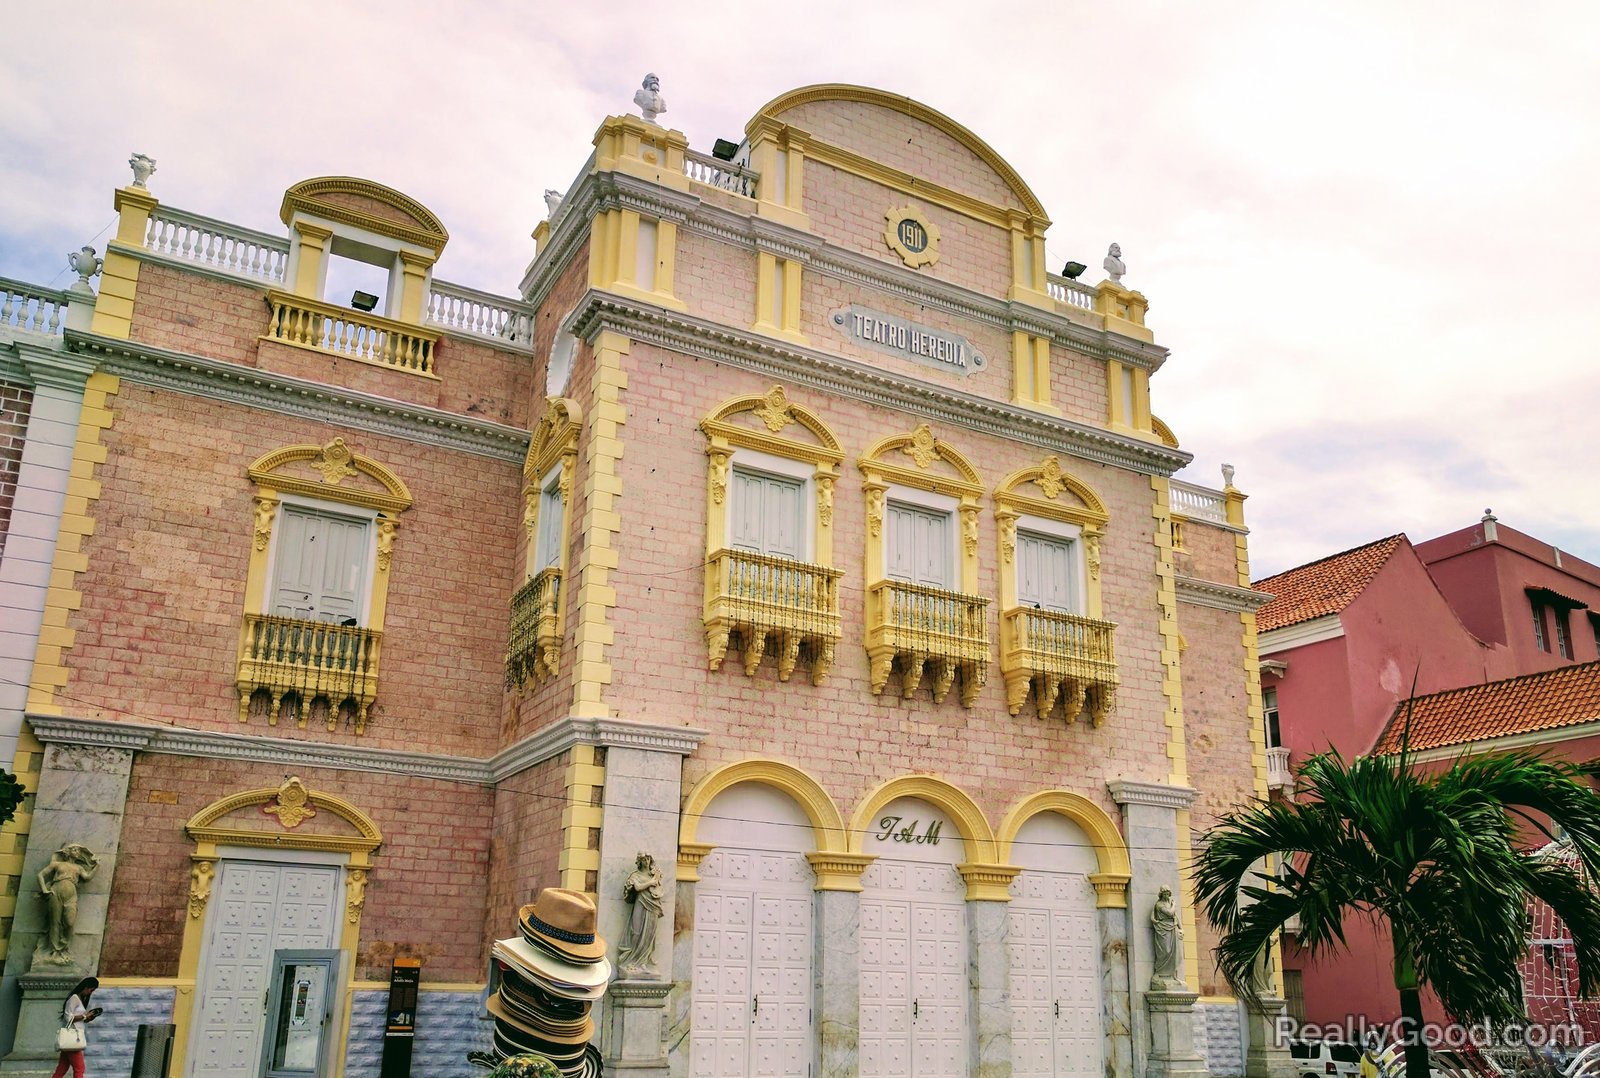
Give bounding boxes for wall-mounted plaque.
[831,306,986,377]
[884,205,941,268]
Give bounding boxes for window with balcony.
[1264,686,1293,792]
[861,423,988,706]
[994,455,1116,724]
[239,439,412,734]
[508,398,579,691]
[702,386,843,683]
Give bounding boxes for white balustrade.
[1267,746,1293,790]
[1045,272,1096,311]
[0,278,68,336]
[1169,481,1229,523]
[683,149,759,198]
[144,207,288,282]
[425,281,534,347]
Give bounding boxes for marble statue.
[1150,885,1182,990]
[38,843,98,963]
[1104,242,1126,285]
[543,189,563,219]
[128,153,157,188]
[633,73,666,125]
[616,851,664,976]
[67,246,102,284]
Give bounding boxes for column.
[968,898,1012,1078]
[0,742,134,1075]
[1098,899,1135,1078]
[805,853,872,1078]
[1109,780,1208,1078]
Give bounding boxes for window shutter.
[271,507,370,624]
[1017,530,1077,613]
[315,515,368,624]
[271,508,318,620]
[536,483,565,570]
[730,468,804,558]
[887,502,951,589]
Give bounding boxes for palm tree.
[1194,747,1600,1078]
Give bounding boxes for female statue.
[1150,885,1181,989]
[38,844,98,963]
[617,852,664,977]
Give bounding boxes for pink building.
[1251,514,1600,1030]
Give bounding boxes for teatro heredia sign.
[831,305,987,378]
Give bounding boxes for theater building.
[0,83,1275,1077]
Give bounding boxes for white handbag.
[56,1021,85,1053]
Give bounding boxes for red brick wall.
[0,379,32,559]
[102,754,494,981]
[483,756,567,945]
[62,382,519,757]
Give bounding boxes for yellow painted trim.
[680,757,850,855]
[1151,415,1179,448]
[559,744,603,891]
[290,222,333,297]
[746,119,811,229]
[847,774,997,864]
[89,189,154,337]
[569,331,628,719]
[96,977,187,988]
[996,790,1131,878]
[590,114,691,193]
[751,84,1050,222]
[586,208,685,312]
[248,442,415,513]
[280,176,448,251]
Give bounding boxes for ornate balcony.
[866,580,989,707]
[236,614,381,733]
[705,549,842,684]
[1267,746,1294,792]
[264,289,439,377]
[507,567,563,690]
[1000,608,1118,724]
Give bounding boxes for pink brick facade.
[0,379,30,560]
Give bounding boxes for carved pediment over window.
[248,440,414,515]
[699,385,843,466]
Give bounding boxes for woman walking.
[51,977,100,1078]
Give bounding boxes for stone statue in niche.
[616,851,664,977]
[37,843,98,964]
[1104,242,1126,285]
[1150,884,1182,990]
[633,73,667,125]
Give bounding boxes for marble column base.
[0,972,85,1076]
[1145,989,1212,1078]
[603,978,673,1077]
[1244,996,1298,1078]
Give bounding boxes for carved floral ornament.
[753,385,794,434]
[313,438,358,485]
[905,423,939,469]
[247,441,414,516]
[263,776,317,828]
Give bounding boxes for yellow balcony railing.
[507,567,563,690]
[866,580,989,707]
[704,549,842,684]
[264,289,440,377]
[236,613,382,733]
[1000,607,1118,724]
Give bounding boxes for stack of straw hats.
[484,887,610,1076]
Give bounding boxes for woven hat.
[493,988,590,1038]
[493,937,609,999]
[497,963,591,1022]
[518,889,607,963]
[487,993,594,1046]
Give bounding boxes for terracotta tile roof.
[1253,535,1404,633]
[1372,660,1600,754]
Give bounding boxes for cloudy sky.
[3,1,1595,576]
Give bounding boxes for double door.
[859,859,968,1077]
[691,848,814,1077]
[1008,869,1104,1078]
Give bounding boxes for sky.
[2,1,1596,577]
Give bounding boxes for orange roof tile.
[1253,535,1404,633]
[1372,660,1600,754]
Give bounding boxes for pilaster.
[968,898,1012,1078]
[815,888,860,1078]
[89,187,156,339]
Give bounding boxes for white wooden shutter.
[271,507,370,624]
[535,481,564,570]
[887,502,952,589]
[730,468,803,558]
[1016,531,1077,613]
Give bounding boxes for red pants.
[50,1050,85,1078]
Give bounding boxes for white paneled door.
[859,859,968,1077]
[691,849,814,1077]
[1009,869,1104,1078]
[189,861,342,1078]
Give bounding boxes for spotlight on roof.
[711,139,740,161]
[350,291,379,313]
[1061,261,1087,280]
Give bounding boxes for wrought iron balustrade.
[865,580,989,706]
[1000,607,1118,724]
[506,566,563,690]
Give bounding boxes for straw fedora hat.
[493,938,609,998]
[487,993,594,1046]
[518,889,607,963]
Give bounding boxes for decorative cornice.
[1257,613,1344,656]
[1174,575,1272,612]
[27,713,708,787]
[569,291,1191,478]
[521,169,1171,375]
[1107,779,1199,810]
[64,330,530,464]
[27,713,493,784]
